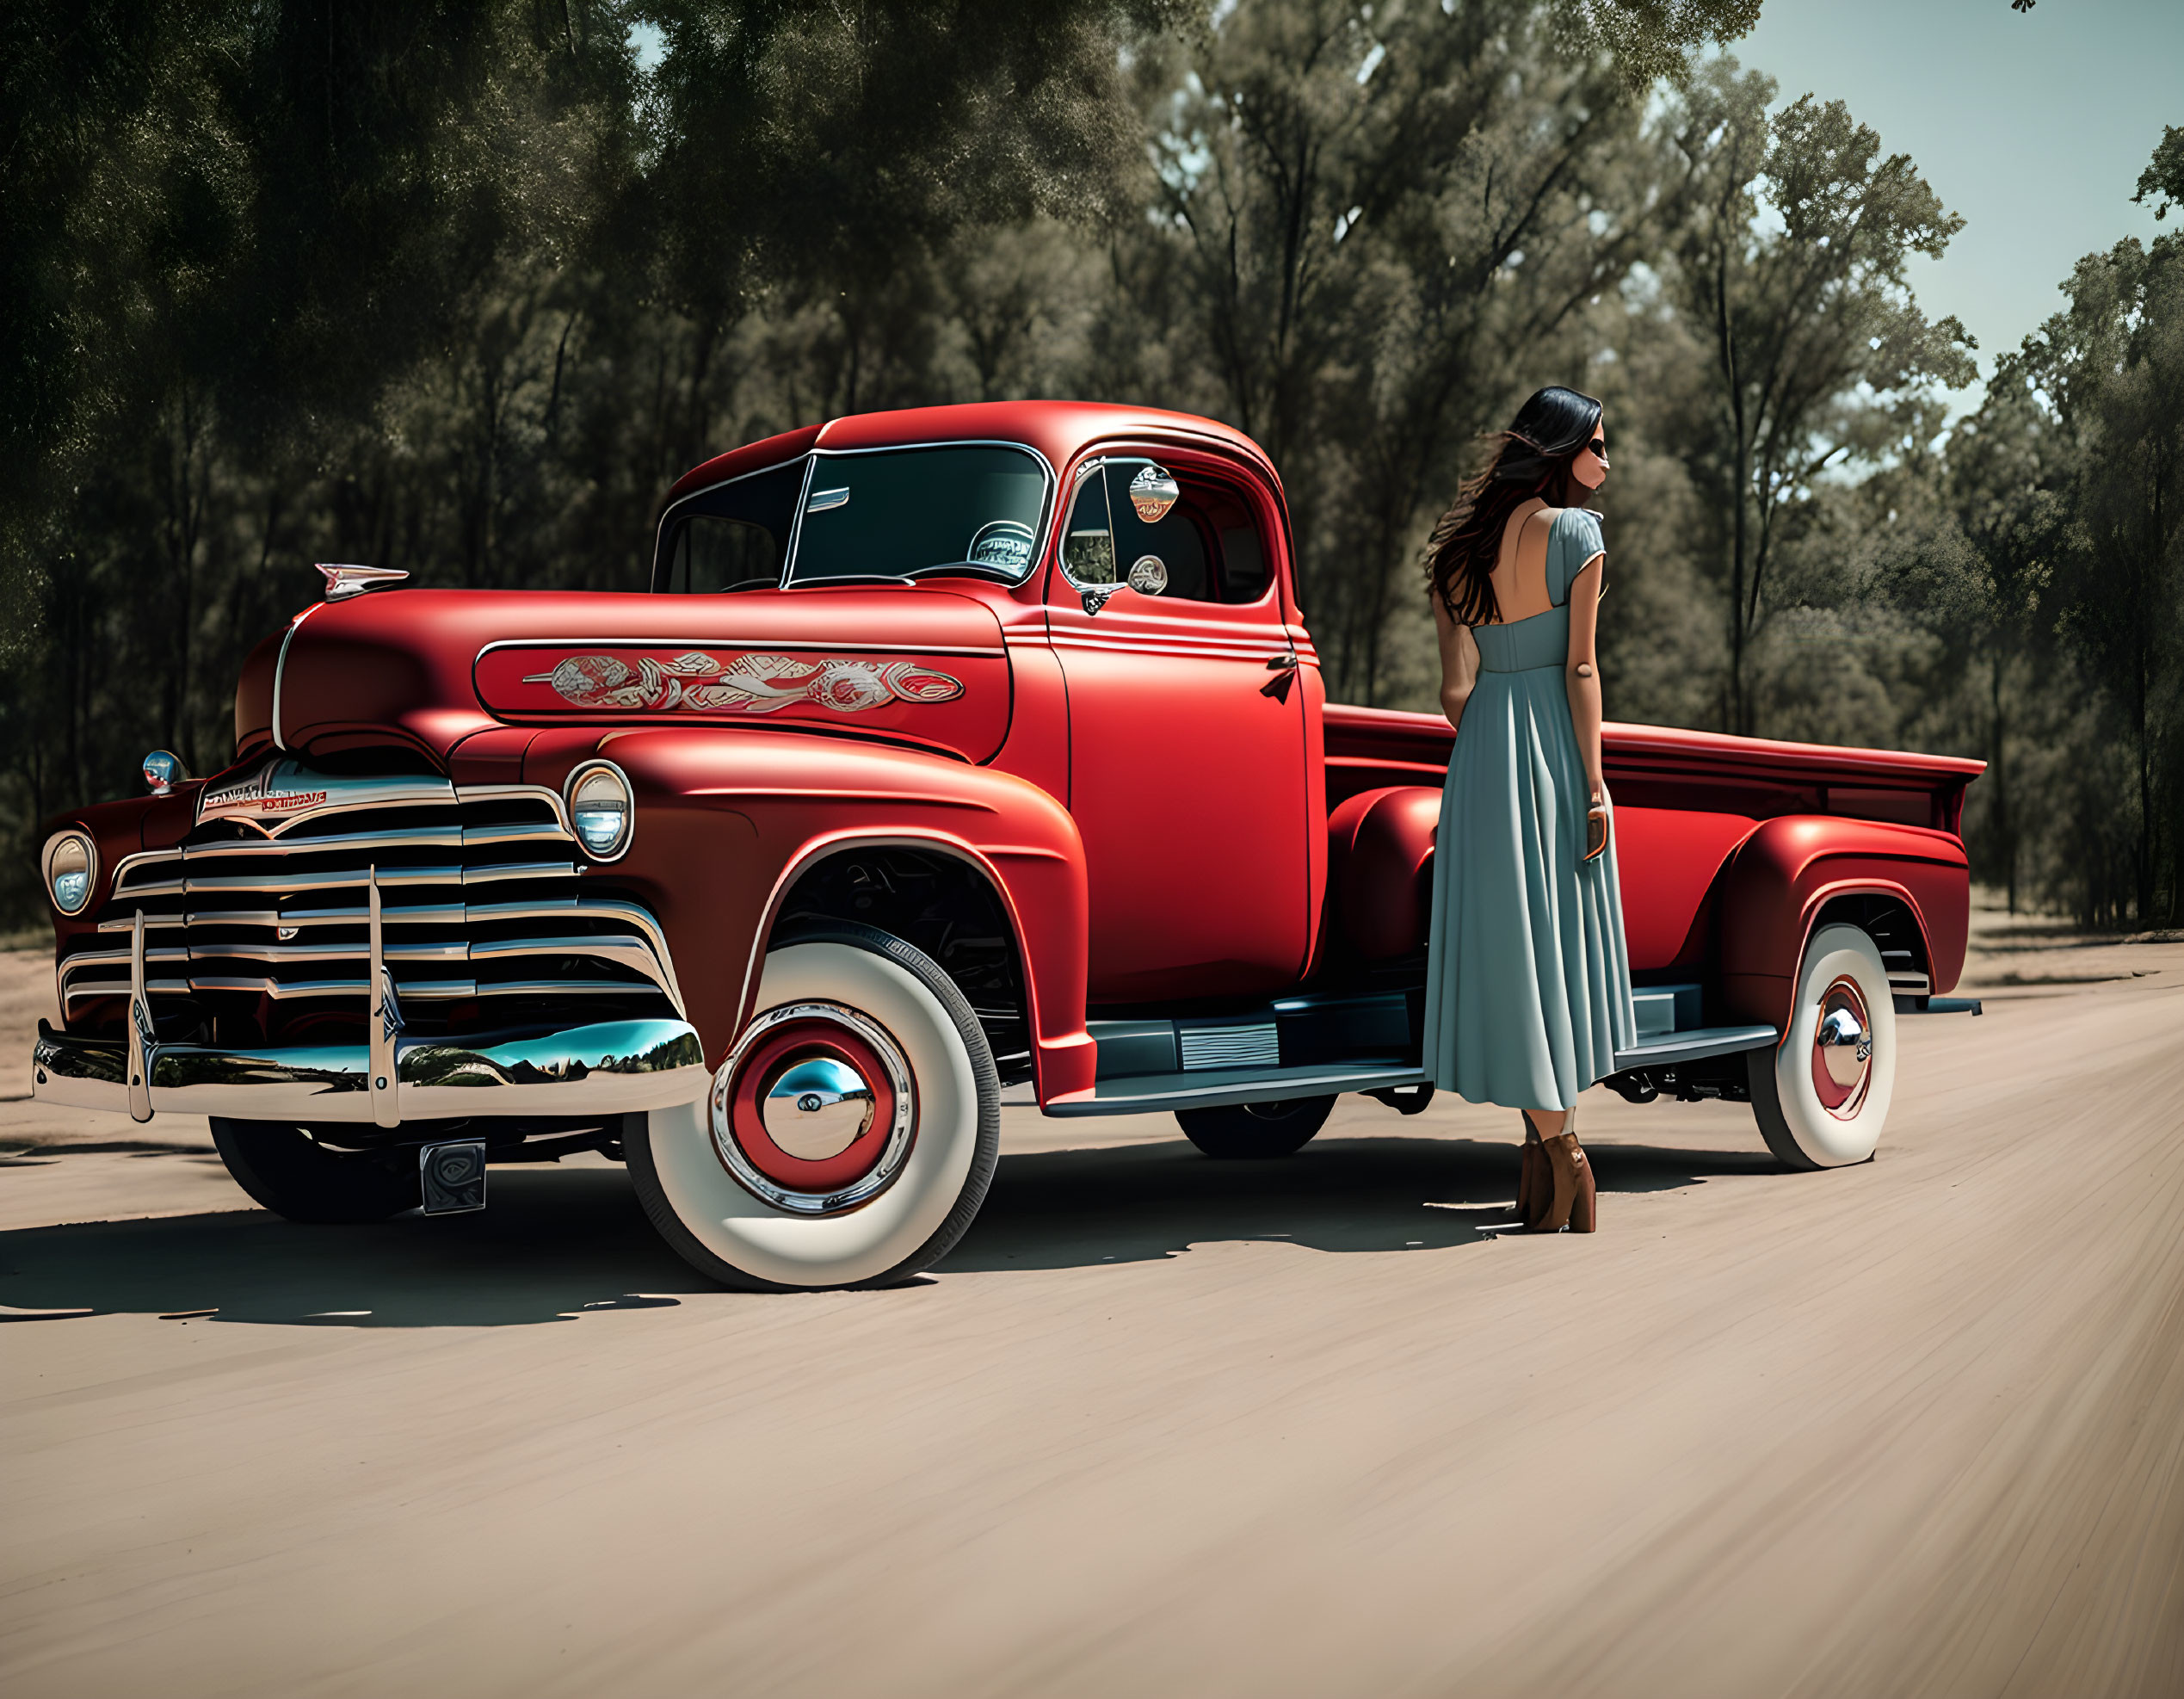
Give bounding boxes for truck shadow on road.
[0,1167,709,1329]
[0,1136,1775,1327]
[942,1134,1774,1272]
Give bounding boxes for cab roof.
[663,400,1278,506]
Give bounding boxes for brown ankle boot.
[1511,1119,1544,1222]
[1529,1128,1596,1233]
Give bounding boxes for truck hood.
[255,586,1013,764]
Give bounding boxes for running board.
[1044,1060,1426,1118]
[1610,1024,1780,1070]
[1030,1023,1782,1119]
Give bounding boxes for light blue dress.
[1422,508,1637,1110]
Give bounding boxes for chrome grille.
[59,767,680,1044]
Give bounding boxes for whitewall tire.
[626,923,1000,1290]
[1749,922,1897,1170]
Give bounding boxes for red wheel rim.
[709,1001,917,1213]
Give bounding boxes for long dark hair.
[1423,385,1603,625]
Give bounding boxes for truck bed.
[1322,704,1985,835]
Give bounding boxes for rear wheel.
[1749,922,1897,1170]
[626,922,1000,1290]
[1175,1095,1336,1159]
[209,1119,421,1223]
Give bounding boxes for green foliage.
[2011,219,2184,923]
[3,0,2173,930]
[2133,122,2183,219]
[1655,59,1976,733]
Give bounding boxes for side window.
[657,458,804,592]
[1059,458,1274,606]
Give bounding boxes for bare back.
[1483,500,1558,625]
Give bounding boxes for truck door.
[1046,449,1313,1003]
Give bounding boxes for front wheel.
[1175,1096,1336,1158]
[626,922,1000,1290]
[209,1119,422,1223]
[1749,922,1897,1170]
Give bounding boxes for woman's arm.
[1565,553,1607,852]
[1433,593,1479,735]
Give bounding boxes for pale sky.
[1731,0,2181,411]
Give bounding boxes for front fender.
[1713,816,1971,1032]
[524,727,1093,1101]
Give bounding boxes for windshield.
[788,444,1051,586]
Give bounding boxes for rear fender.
[1713,816,1970,1037]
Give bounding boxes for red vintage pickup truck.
[32,402,1982,1288]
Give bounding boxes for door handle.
[1261,652,1299,701]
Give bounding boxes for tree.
[1661,61,1976,733]
[2016,214,2184,924]
[1107,0,1734,701]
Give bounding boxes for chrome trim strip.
[475,637,1003,660]
[175,864,467,894]
[368,868,402,1128]
[126,911,154,1122]
[65,972,675,1010]
[461,861,579,885]
[33,1017,707,1124]
[269,602,324,751]
[177,825,467,861]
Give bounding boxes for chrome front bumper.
[31,1017,707,1125]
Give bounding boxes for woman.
[1420,386,1637,1233]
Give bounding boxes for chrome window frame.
[1056,456,1125,593]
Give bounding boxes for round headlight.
[43,831,97,916]
[565,762,633,862]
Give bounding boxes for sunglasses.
[1586,437,1607,456]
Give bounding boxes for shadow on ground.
[941,1134,1775,1272]
[0,1136,1780,1327]
[0,1168,706,1329]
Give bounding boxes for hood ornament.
[317,563,410,601]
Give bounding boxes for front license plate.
[419,1140,488,1214]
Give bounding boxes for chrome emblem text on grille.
[197,758,453,835]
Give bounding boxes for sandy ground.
[3,905,2181,1697]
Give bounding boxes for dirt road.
[4,909,2181,1697]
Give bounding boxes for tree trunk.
[1991,651,2015,916]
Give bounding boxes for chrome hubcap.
[760,1056,877,1159]
[1809,978,1873,1118]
